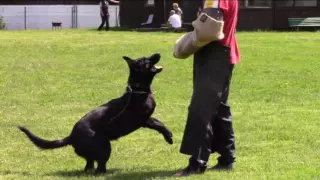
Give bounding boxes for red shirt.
[203,0,241,64]
[219,0,240,64]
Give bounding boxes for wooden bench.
[160,22,188,32]
[52,22,62,30]
[135,28,163,32]
[160,27,188,33]
[182,22,192,26]
[288,17,320,31]
[182,22,193,31]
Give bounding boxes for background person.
[172,3,183,20]
[98,0,119,31]
[167,10,182,28]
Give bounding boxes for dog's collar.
[126,84,150,94]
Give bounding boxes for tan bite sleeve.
[173,13,225,59]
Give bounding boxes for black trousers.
[180,41,235,166]
[98,13,110,31]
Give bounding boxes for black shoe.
[209,163,234,171]
[174,157,207,177]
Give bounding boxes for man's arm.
[100,7,104,17]
[179,8,183,15]
[167,16,172,24]
[107,0,120,4]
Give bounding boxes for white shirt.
[168,14,182,28]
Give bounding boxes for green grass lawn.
[0,29,319,180]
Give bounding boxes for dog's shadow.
[52,168,119,177]
[53,168,177,180]
[106,170,177,180]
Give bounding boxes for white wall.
[0,5,119,30]
[26,5,73,30]
[0,6,25,30]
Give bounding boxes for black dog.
[18,53,173,173]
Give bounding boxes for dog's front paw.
[164,131,173,144]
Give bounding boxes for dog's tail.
[18,126,71,150]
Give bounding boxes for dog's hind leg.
[73,148,95,172]
[143,117,173,144]
[94,139,111,173]
[96,160,108,173]
[84,159,94,172]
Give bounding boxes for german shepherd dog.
[18,53,173,173]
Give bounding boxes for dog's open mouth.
[151,65,163,72]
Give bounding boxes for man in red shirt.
[175,0,240,176]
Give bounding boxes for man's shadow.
[52,168,177,180]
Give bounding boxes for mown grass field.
[0,29,319,180]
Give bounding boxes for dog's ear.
[123,56,135,66]
[149,52,161,60]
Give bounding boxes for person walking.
[98,0,119,31]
